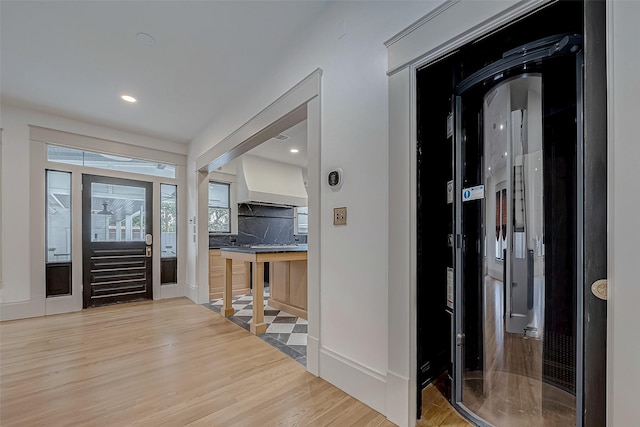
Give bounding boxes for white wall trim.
[30,140,47,316]
[605,1,615,425]
[384,0,461,49]
[192,70,322,378]
[319,347,387,415]
[387,66,415,427]
[0,300,37,321]
[305,95,321,376]
[185,283,198,303]
[386,0,550,76]
[160,283,180,299]
[197,170,210,304]
[386,369,411,425]
[386,1,560,426]
[0,129,3,290]
[29,125,187,166]
[45,295,81,316]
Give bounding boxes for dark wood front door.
[82,175,153,308]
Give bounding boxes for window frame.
[295,206,308,235]
[208,181,231,234]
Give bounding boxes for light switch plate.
[334,207,347,225]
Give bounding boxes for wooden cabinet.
[209,249,249,300]
[269,259,307,319]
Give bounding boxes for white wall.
[608,2,640,426]
[0,103,187,317]
[187,0,440,420]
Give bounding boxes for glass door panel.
[455,49,581,426]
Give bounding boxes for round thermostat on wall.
[328,168,343,191]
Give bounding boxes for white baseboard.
[160,283,179,299]
[45,294,81,316]
[307,334,319,376]
[185,282,198,303]
[386,370,412,427]
[1,300,36,321]
[319,346,387,415]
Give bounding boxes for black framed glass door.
[82,174,153,308]
[453,35,583,426]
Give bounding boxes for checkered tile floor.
[203,287,307,366]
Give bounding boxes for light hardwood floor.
[1,297,395,426]
[417,384,471,427]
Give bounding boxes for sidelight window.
[160,184,177,258]
[160,184,177,284]
[46,170,72,296]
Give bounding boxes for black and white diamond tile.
[204,287,307,366]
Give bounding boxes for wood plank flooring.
[417,383,472,427]
[0,297,394,426]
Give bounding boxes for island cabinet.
[209,249,249,300]
[269,260,307,320]
[220,245,307,335]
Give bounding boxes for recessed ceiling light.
[136,32,155,45]
[290,148,299,153]
[121,95,137,103]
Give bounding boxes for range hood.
[236,155,307,207]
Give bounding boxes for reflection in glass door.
[82,175,153,308]
[454,35,583,426]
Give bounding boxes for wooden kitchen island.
[220,245,308,335]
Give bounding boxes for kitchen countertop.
[220,244,308,254]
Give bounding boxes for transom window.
[47,144,176,178]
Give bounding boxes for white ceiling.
[0,0,328,148]
[249,119,307,168]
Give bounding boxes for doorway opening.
[194,69,322,374]
[415,1,606,426]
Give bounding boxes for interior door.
[82,174,153,308]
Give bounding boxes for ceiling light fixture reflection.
[290,148,299,153]
[96,202,113,216]
[121,95,137,103]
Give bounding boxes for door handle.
[591,279,607,300]
[145,234,153,245]
[456,333,464,346]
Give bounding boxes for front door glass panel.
[90,182,146,242]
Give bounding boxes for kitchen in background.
[209,202,307,286]
[209,202,307,249]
